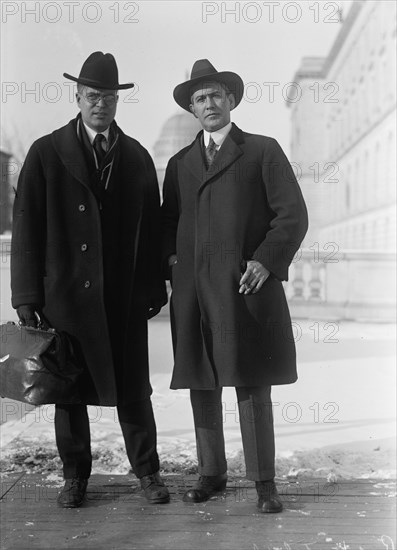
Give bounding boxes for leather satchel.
[0,321,83,405]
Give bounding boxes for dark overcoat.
[11,118,167,405]
[162,124,308,390]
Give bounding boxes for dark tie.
[93,133,106,165]
[205,136,218,168]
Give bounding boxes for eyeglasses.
[83,92,118,106]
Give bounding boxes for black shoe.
[183,473,227,503]
[140,472,170,504]
[57,478,88,508]
[256,480,283,513]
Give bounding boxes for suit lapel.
[202,128,244,185]
[51,118,91,190]
[183,124,245,190]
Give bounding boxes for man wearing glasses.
[11,52,169,508]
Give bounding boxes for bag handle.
[18,311,54,332]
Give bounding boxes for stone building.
[0,150,13,234]
[288,0,396,251]
[153,111,201,192]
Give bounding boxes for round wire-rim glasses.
[83,92,118,106]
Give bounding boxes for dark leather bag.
[0,320,83,405]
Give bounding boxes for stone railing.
[0,235,13,322]
[284,248,396,321]
[1,236,395,322]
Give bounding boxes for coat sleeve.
[252,138,308,281]
[142,149,168,309]
[161,156,180,279]
[11,141,47,309]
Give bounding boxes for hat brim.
[63,73,134,90]
[173,71,244,112]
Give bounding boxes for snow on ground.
[1,320,395,480]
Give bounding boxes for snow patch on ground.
[1,436,395,480]
[1,321,395,481]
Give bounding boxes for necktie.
[205,136,218,168]
[93,134,106,165]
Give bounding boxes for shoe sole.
[147,496,170,504]
[183,484,227,503]
[57,500,84,508]
[258,504,283,513]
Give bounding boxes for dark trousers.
[55,399,160,480]
[190,386,275,481]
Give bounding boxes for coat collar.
[183,123,244,187]
[51,117,133,192]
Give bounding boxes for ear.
[76,92,82,108]
[228,93,236,111]
[189,104,198,119]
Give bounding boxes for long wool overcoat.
[11,118,167,406]
[162,123,308,390]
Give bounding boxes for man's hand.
[168,254,177,268]
[16,305,39,327]
[239,261,270,295]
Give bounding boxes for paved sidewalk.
[1,473,396,550]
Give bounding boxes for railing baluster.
[309,263,322,301]
[291,261,305,299]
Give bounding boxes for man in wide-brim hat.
[11,51,169,508]
[162,59,308,513]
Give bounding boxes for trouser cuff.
[245,468,275,482]
[134,457,160,479]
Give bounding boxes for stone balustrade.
[284,247,396,321]
[0,236,395,322]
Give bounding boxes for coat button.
[81,244,88,252]
[79,204,86,212]
[84,280,91,288]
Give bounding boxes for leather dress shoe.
[140,472,170,504]
[57,478,88,508]
[256,480,283,513]
[183,473,227,503]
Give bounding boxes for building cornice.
[287,0,365,106]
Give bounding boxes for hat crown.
[190,59,218,81]
[63,51,134,90]
[80,52,118,89]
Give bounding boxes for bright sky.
[1,0,352,160]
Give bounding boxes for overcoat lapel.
[51,119,91,190]
[118,135,144,278]
[182,133,205,188]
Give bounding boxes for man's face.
[189,82,235,132]
[76,86,118,132]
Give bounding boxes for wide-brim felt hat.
[173,59,244,112]
[64,51,134,90]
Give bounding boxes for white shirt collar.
[203,122,232,148]
[83,122,110,145]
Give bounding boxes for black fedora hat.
[173,59,244,112]
[64,51,134,90]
